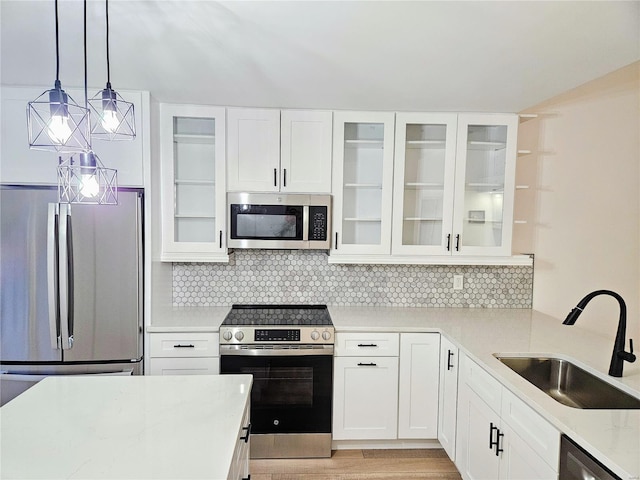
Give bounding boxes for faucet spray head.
[563,306,583,325]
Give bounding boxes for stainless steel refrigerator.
[1,185,144,405]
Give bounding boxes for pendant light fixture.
[27,0,91,153]
[58,0,117,205]
[89,0,135,141]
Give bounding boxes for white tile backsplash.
[172,250,533,308]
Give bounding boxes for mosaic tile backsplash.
[173,250,533,308]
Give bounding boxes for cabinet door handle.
[241,423,251,443]
[173,344,195,348]
[283,168,287,187]
[274,168,278,187]
[357,344,378,347]
[335,232,338,250]
[446,233,451,251]
[357,362,377,366]
[496,430,504,456]
[489,422,498,450]
[219,230,223,248]
[447,350,454,370]
[455,234,460,251]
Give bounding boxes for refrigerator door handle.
[47,203,61,350]
[58,204,74,350]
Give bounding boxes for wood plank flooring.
[250,449,462,480]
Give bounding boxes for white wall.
[514,62,640,343]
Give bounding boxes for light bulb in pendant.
[100,109,119,133]
[47,114,73,144]
[80,173,99,197]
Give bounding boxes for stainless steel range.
[219,305,334,459]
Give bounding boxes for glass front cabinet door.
[452,114,518,256]
[392,113,458,256]
[331,111,395,256]
[393,112,518,258]
[159,104,228,262]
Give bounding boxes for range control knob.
[310,330,320,341]
[234,331,245,341]
[222,331,233,342]
[322,331,332,341]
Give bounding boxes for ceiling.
[1,1,639,113]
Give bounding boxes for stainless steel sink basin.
[496,356,640,409]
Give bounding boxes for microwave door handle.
[58,204,73,350]
[302,206,309,241]
[47,203,61,349]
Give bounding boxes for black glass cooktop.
[222,304,332,326]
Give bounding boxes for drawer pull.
[173,344,195,348]
[357,362,377,367]
[241,423,252,443]
[357,343,378,347]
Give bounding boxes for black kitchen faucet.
[563,290,636,377]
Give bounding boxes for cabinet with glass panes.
[159,104,228,262]
[331,111,395,256]
[392,113,518,258]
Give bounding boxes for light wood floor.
[250,449,462,480]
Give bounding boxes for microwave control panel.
[308,206,328,241]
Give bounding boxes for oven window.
[243,366,313,406]
[237,214,297,238]
[220,354,332,434]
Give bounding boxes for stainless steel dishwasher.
[559,435,621,480]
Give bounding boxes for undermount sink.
[495,356,640,409]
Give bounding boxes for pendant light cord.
[54,0,60,86]
[105,0,111,87]
[84,0,88,109]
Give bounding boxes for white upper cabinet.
[331,111,395,255]
[392,113,518,258]
[280,110,333,192]
[226,108,281,192]
[227,108,332,193]
[1,86,147,187]
[392,113,458,256]
[159,104,228,262]
[452,114,518,257]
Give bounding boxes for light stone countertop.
[148,305,640,479]
[0,375,252,479]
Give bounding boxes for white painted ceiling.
[1,1,639,112]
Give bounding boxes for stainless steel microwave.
[227,193,331,250]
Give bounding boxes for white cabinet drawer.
[461,354,502,413]
[501,388,560,470]
[149,333,219,358]
[335,332,399,356]
[149,357,219,375]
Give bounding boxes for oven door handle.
[219,345,334,356]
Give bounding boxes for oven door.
[220,347,333,435]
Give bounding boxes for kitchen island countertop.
[0,374,252,479]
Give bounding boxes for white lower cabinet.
[332,332,440,442]
[438,336,459,460]
[398,333,440,439]
[333,356,399,440]
[455,353,559,480]
[148,332,220,375]
[228,401,251,480]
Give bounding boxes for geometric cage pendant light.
[57,0,118,206]
[89,0,135,141]
[58,152,118,205]
[27,0,91,153]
